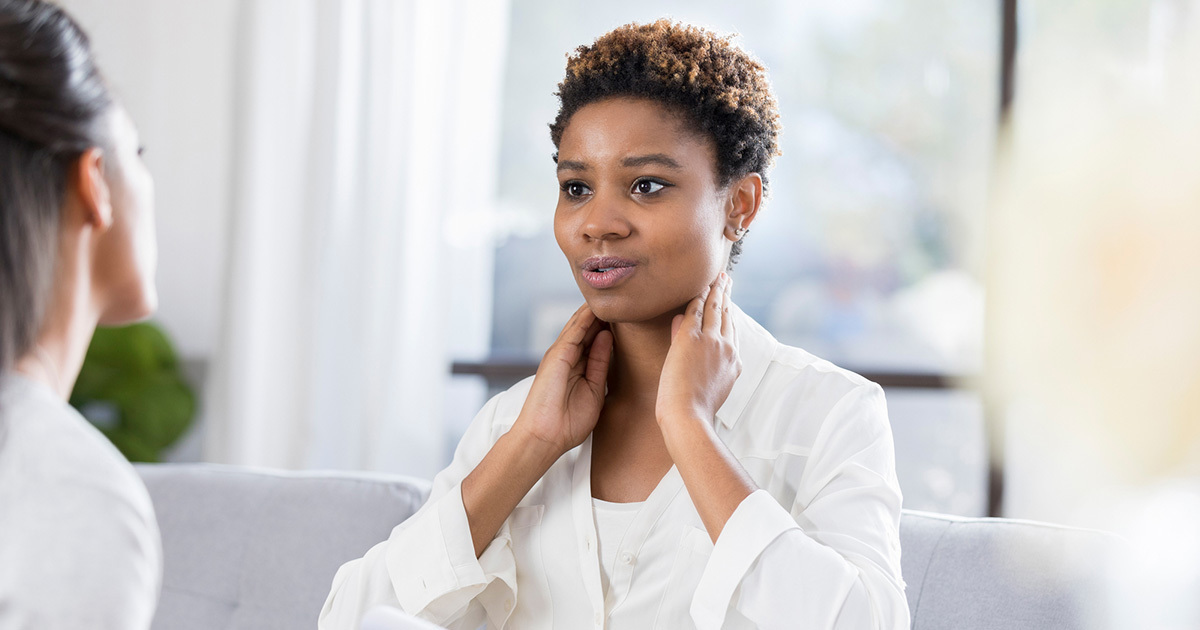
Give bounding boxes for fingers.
[543,304,600,371]
[681,283,709,337]
[579,312,606,351]
[558,303,596,347]
[702,273,727,336]
[564,305,609,353]
[689,296,704,332]
[584,329,613,388]
[720,273,734,338]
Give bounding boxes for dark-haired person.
[322,21,907,630]
[0,0,161,626]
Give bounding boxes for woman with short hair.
[323,20,907,630]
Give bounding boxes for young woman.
[322,21,907,630]
[0,0,161,626]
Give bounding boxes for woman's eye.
[632,179,667,195]
[561,181,591,198]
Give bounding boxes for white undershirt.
[591,497,644,599]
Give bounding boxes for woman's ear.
[69,147,114,231]
[724,172,763,242]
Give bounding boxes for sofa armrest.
[900,509,1119,630]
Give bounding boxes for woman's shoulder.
[728,312,888,447]
[0,375,162,623]
[0,374,159,542]
[734,309,878,408]
[479,375,536,432]
[769,343,877,399]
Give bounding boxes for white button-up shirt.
[320,308,908,629]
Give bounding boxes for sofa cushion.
[137,464,430,630]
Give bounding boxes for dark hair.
[549,20,782,264]
[0,0,112,376]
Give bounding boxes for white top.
[0,374,162,629]
[591,497,642,602]
[320,307,908,630]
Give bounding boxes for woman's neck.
[13,242,100,400]
[605,311,679,408]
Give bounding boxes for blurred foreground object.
[988,1,1200,626]
[70,323,196,462]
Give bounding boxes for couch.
[136,464,1117,630]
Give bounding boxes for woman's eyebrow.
[621,154,682,169]
[556,159,589,173]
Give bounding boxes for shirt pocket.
[506,505,552,630]
[653,526,714,630]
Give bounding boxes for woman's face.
[554,97,737,324]
[93,105,157,325]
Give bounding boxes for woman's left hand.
[656,272,741,429]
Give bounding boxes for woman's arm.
[656,274,907,629]
[321,304,612,630]
[656,272,754,541]
[690,385,907,630]
[463,303,612,556]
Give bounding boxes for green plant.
[70,322,196,462]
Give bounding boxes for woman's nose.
[581,194,632,241]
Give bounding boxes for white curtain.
[206,0,508,477]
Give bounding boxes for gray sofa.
[136,464,1117,630]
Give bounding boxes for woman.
[0,0,161,626]
[322,20,907,630]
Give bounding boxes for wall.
[55,0,241,461]
[56,0,239,362]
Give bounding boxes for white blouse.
[0,374,161,629]
[321,307,908,630]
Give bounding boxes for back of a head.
[0,0,111,376]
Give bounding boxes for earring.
[734,227,748,239]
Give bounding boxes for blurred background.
[56,1,1200,592]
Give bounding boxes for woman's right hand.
[513,304,613,456]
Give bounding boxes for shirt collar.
[714,304,778,430]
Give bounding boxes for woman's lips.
[580,256,637,289]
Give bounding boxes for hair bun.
[0,0,110,152]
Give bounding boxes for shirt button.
[620,552,635,565]
[585,537,593,551]
[504,598,513,613]
[594,612,603,626]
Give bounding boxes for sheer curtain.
[206,0,508,477]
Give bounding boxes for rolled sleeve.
[387,483,517,627]
[320,387,529,630]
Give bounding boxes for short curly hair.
[549,20,782,263]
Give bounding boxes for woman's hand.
[463,306,611,556]
[656,273,755,542]
[513,303,614,455]
[656,272,741,428]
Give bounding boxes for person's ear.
[723,172,762,242]
[70,147,114,231]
